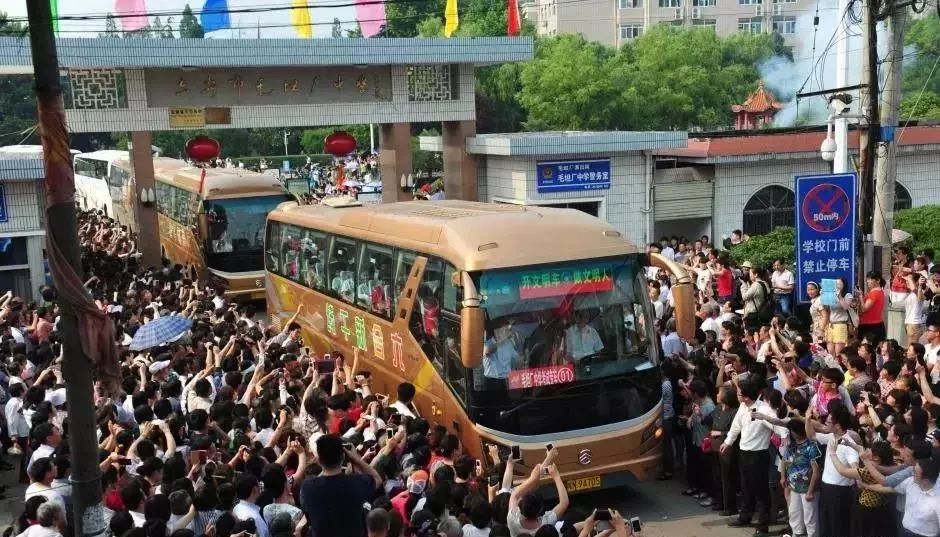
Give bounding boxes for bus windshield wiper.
[498,378,613,419]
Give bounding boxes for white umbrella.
[892,228,912,244]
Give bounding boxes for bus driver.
[565,311,604,363]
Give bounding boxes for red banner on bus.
[508,363,576,390]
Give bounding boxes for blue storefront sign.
[795,173,857,303]
[0,185,7,224]
[536,159,611,193]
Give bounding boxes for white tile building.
[0,153,48,300]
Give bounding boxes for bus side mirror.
[650,253,696,342]
[459,270,483,369]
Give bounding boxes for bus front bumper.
[207,269,266,301]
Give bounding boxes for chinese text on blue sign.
[536,159,611,194]
[0,185,7,224]
[795,173,857,302]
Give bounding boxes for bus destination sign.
[518,267,614,300]
[508,363,576,390]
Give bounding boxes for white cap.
[46,388,66,407]
[148,360,171,374]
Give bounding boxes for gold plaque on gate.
[168,107,205,128]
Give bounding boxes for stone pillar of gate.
[131,131,161,269]
[379,123,413,203]
[441,120,477,201]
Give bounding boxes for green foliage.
[895,206,940,255]
[900,91,940,121]
[346,22,363,38]
[385,0,445,37]
[332,18,343,38]
[728,227,796,268]
[299,125,372,154]
[179,4,205,38]
[518,27,785,131]
[102,14,119,37]
[412,129,443,179]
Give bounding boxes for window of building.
[658,0,681,7]
[619,24,644,39]
[773,0,797,3]
[738,16,763,32]
[329,236,360,304]
[619,0,642,7]
[692,18,717,29]
[357,243,395,317]
[738,0,761,4]
[0,237,28,268]
[743,185,794,236]
[895,182,913,211]
[692,0,716,6]
[772,15,796,33]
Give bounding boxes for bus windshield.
[468,255,661,436]
[204,195,287,272]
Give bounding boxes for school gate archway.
[0,36,533,267]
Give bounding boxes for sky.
[2,0,358,39]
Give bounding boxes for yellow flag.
[444,0,459,37]
[291,0,312,38]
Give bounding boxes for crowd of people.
[0,210,639,537]
[650,232,940,537]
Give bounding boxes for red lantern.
[324,131,357,157]
[185,136,221,162]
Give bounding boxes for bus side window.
[328,236,360,305]
[358,243,395,319]
[442,264,458,313]
[264,222,281,274]
[410,258,444,372]
[281,224,303,282]
[438,313,466,405]
[300,229,328,291]
[393,251,417,314]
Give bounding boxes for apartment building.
[532,0,812,48]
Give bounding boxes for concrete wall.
[0,160,47,301]
[479,152,649,246]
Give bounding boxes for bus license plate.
[565,475,601,492]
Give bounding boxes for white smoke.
[756,0,875,127]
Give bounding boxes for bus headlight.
[642,418,664,444]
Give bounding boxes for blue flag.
[201,0,231,33]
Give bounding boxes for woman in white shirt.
[904,273,926,345]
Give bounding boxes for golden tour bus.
[264,200,695,493]
[111,157,289,299]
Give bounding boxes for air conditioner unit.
[754,4,764,15]
[773,4,783,14]
[675,7,683,18]
[692,7,702,18]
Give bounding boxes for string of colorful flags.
[78,0,522,39]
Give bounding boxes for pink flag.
[115,0,149,32]
[355,0,387,37]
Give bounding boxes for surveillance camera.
[820,138,837,162]
[828,93,853,115]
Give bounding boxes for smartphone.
[545,443,554,452]
[750,408,757,413]
[540,466,549,477]
[113,292,119,302]
[117,457,132,466]
[510,445,521,461]
[316,359,336,374]
[386,428,394,440]
[630,517,642,533]
[488,475,500,487]
[595,511,612,522]
[303,346,311,356]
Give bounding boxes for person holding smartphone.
[506,456,569,536]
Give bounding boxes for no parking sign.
[795,173,857,303]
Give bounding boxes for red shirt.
[859,288,885,325]
[716,268,733,298]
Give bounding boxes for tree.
[102,14,119,37]
[728,227,796,267]
[179,4,205,38]
[300,125,371,154]
[385,0,445,37]
[0,13,37,145]
[896,206,940,256]
[412,129,443,179]
[346,22,363,38]
[900,91,940,121]
[332,18,343,38]
[161,17,176,38]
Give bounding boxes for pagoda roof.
[731,81,783,114]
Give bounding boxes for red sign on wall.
[508,363,576,390]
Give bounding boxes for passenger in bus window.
[483,318,521,390]
[565,311,604,363]
[523,310,565,369]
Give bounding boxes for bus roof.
[158,164,285,199]
[74,150,131,163]
[269,200,639,271]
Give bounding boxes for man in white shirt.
[721,381,786,537]
[565,313,604,362]
[25,458,66,513]
[27,423,61,474]
[699,304,721,336]
[660,319,686,359]
[806,403,858,537]
[232,474,271,537]
[894,458,940,537]
[924,321,940,367]
[771,259,795,317]
[483,321,521,385]
[660,238,676,261]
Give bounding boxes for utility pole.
[26,2,105,537]
[833,0,851,173]
[872,5,907,268]
[283,130,291,156]
[857,0,880,281]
